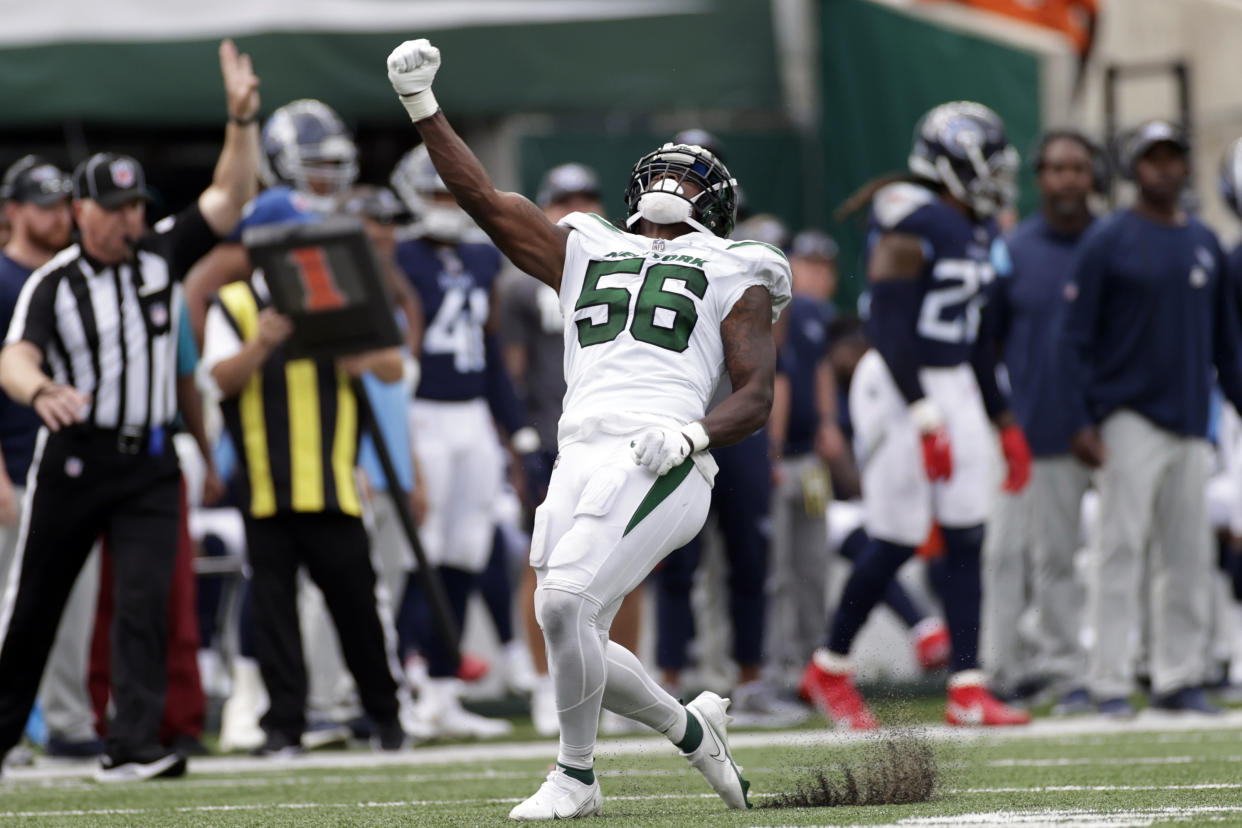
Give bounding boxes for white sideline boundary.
[5,709,1241,782]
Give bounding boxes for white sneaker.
[530,676,559,737]
[502,640,538,694]
[509,767,603,820]
[682,692,751,809]
[218,657,268,752]
[418,678,514,739]
[730,679,811,729]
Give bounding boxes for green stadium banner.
[820,0,1043,309]
[0,0,779,127]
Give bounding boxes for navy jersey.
[396,236,502,401]
[778,294,834,456]
[0,253,43,483]
[993,214,1093,456]
[1061,209,1242,438]
[867,182,999,368]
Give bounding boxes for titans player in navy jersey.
[1062,122,1242,717]
[983,132,1097,714]
[801,102,1032,729]
[391,145,526,739]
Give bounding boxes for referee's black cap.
[0,155,72,206]
[73,152,153,209]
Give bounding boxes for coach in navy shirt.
[985,132,1096,712]
[1060,121,1242,716]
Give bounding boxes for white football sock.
[602,640,686,740]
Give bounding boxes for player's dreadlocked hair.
[833,173,940,223]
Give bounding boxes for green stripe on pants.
[623,461,694,537]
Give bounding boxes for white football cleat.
[682,691,751,809]
[509,767,603,820]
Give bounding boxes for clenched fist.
[387,39,441,122]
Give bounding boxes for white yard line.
[5,710,1241,783]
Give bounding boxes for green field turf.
[4,708,1242,826]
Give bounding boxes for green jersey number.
[573,259,708,353]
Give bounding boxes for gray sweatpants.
[763,454,832,686]
[1029,455,1091,691]
[1091,410,1213,698]
[0,487,100,744]
[980,481,1037,695]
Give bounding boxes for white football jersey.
[555,212,791,448]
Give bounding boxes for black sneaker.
[95,746,187,783]
[47,736,106,758]
[1152,686,1222,715]
[372,718,407,752]
[251,731,306,758]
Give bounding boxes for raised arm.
[386,40,569,289]
[197,39,262,237]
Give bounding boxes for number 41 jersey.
[867,181,1000,368]
[555,212,791,446]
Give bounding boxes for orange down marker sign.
[289,246,346,310]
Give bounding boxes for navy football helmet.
[908,101,1018,218]
[1220,137,1242,218]
[260,99,358,206]
[624,143,738,237]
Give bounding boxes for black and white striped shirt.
[4,205,217,431]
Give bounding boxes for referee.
[0,40,261,782]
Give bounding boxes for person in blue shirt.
[764,229,842,698]
[983,131,1097,714]
[1060,120,1242,717]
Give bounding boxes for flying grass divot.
[764,728,939,808]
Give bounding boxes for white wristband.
[511,426,541,455]
[681,421,710,453]
[399,89,439,123]
[908,398,945,434]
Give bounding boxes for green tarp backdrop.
[819,0,1043,308]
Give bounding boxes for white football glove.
[630,422,710,476]
[387,39,441,122]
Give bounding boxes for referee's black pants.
[0,426,179,761]
[245,511,399,742]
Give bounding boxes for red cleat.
[799,652,879,731]
[912,618,951,672]
[945,672,1031,726]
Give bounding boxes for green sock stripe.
[556,762,595,785]
[675,709,703,753]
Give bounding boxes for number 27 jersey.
[867,182,999,368]
[555,212,791,446]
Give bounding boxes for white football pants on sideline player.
[849,349,993,546]
[408,398,502,573]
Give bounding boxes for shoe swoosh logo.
[701,717,725,761]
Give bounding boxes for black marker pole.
[351,376,460,668]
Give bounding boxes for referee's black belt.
[61,424,171,456]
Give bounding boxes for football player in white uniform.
[387,39,791,821]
